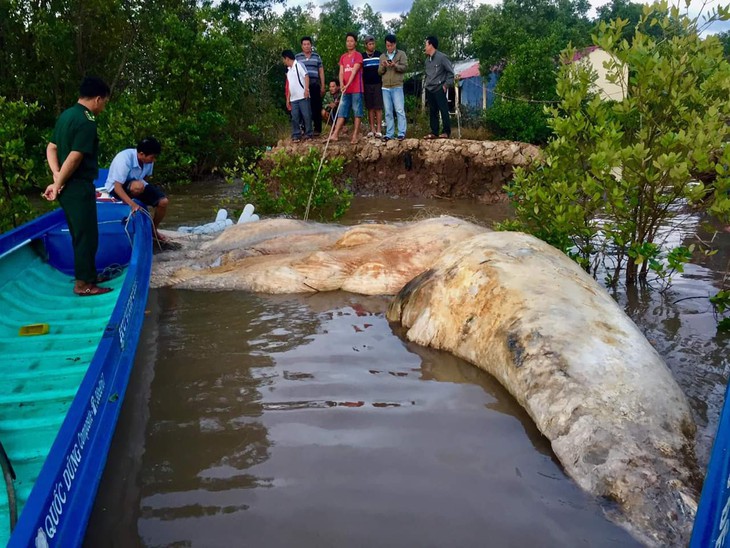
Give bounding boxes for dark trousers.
[309,80,323,134]
[58,179,98,283]
[426,87,451,136]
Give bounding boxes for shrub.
[484,99,552,143]
[501,3,730,290]
[225,147,352,221]
[0,97,41,231]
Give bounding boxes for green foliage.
[473,0,592,144]
[710,291,730,332]
[484,100,552,143]
[718,31,730,59]
[501,3,730,291]
[595,1,636,37]
[225,148,353,221]
[484,37,562,143]
[0,98,42,231]
[0,0,286,188]
[396,0,471,63]
[358,4,388,49]
[473,0,592,68]
[317,0,362,73]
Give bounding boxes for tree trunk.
[625,256,637,286]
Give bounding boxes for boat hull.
[0,202,152,547]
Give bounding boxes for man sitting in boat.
[104,137,169,240]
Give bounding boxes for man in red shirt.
[331,32,363,144]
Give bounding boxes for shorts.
[111,181,166,207]
[338,92,364,119]
[364,83,384,110]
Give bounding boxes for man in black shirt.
[362,36,384,138]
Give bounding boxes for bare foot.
[331,133,339,142]
[350,135,358,144]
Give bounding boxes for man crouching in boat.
[104,137,169,242]
[43,77,113,297]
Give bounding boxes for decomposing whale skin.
[386,231,699,546]
[154,217,486,295]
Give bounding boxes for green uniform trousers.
[58,179,98,283]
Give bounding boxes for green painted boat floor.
[0,247,125,543]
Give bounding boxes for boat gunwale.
[5,206,152,547]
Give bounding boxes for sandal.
[423,134,436,139]
[74,285,113,297]
[438,133,449,139]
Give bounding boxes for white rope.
[303,89,346,222]
[124,206,162,252]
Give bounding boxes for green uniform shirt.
[51,103,99,183]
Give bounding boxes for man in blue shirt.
[105,137,168,239]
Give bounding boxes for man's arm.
[44,146,83,201]
[343,63,361,91]
[113,181,141,211]
[304,73,310,98]
[396,51,408,73]
[442,54,455,88]
[339,63,345,90]
[318,65,326,96]
[46,142,60,174]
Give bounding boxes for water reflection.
[86,180,729,547]
[88,290,639,547]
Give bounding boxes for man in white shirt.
[105,137,169,238]
[282,49,312,142]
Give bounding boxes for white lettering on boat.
[714,473,730,548]
[42,373,105,540]
[118,280,138,351]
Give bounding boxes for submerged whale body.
[155,217,699,545]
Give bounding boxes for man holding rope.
[105,137,169,241]
[331,32,363,144]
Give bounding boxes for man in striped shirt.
[296,37,326,136]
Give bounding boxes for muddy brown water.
[86,180,729,547]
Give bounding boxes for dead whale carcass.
[387,231,699,546]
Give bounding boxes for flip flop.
[74,285,113,297]
[438,133,449,139]
[424,134,436,139]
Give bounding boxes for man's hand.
[43,182,62,201]
[286,101,291,111]
[304,88,310,99]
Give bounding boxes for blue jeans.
[338,92,364,119]
[291,98,312,138]
[382,86,406,138]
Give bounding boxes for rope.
[303,88,346,222]
[124,206,163,252]
[454,74,561,105]
[0,440,17,533]
[491,89,560,105]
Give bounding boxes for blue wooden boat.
[691,381,730,547]
[0,199,152,547]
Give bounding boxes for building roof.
[454,59,480,79]
[572,45,601,62]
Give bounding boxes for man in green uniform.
[43,76,112,296]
